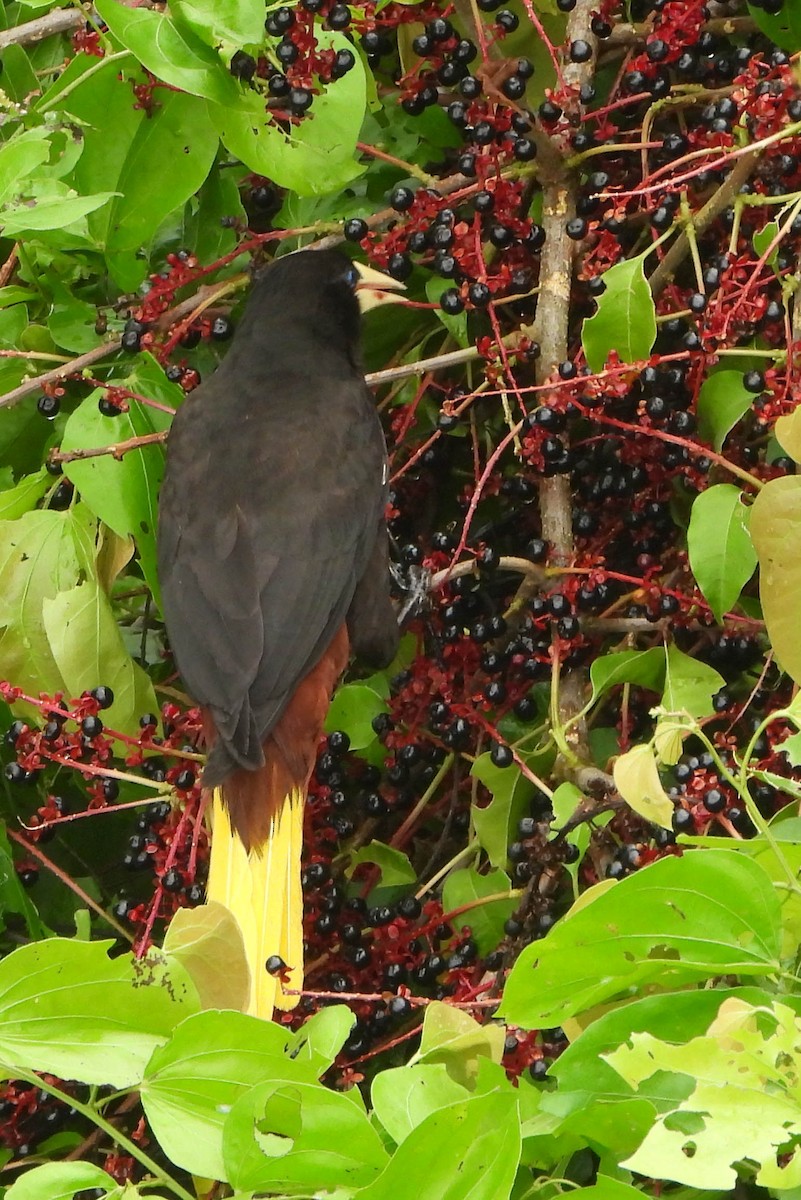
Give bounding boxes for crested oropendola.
[157,249,403,1016]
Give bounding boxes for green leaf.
[441,867,516,955]
[471,754,535,869]
[753,220,780,274]
[0,469,49,521]
[208,32,366,196]
[170,0,265,47]
[324,682,386,750]
[696,369,754,452]
[104,91,217,262]
[0,940,199,1087]
[0,506,97,705]
[687,484,757,622]
[162,901,250,1013]
[581,254,656,372]
[782,730,801,766]
[550,782,599,887]
[426,277,469,347]
[749,476,801,685]
[550,985,784,1106]
[499,850,782,1029]
[347,841,417,889]
[60,62,218,278]
[567,1180,650,1200]
[0,192,117,236]
[0,823,46,939]
[775,404,801,463]
[47,292,103,354]
[355,1092,521,1200]
[5,1161,115,1200]
[537,988,787,1164]
[62,358,179,604]
[661,644,724,720]
[140,1010,319,1181]
[42,576,158,737]
[0,45,39,105]
[412,1001,505,1089]
[283,1006,355,1074]
[223,1079,389,1193]
[608,997,801,1189]
[588,647,666,707]
[372,1063,470,1145]
[747,2,801,51]
[612,743,673,830]
[0,129,52,209]
[93,0,239,103]
[185,164,246,265]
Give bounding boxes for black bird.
[157,249,403,1015]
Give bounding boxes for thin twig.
[6,829,132,941]
[0,8,83,50]
[54,430,167,464]
[0,340,120,411]
[649,148,762,296]
[366,343,483,387]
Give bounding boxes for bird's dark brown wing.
[346,519,399,668]
[157,363,391,782]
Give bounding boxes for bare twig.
[366,344,482,387]
[648,147,762,297]
[0,339,120,411]
[607,14,755,49]
[0,8,83,50]
[6,828,132,941]
[0,247,19,289]
[53,430,167,464]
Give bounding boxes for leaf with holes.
[607,997,801,1189]
[747,2,801,51]
[471,754,536,870]
[0,940,198,1087]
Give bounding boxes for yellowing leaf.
[654,717,688,766]
[750,475,801,684]
[606,997,801,1190]
[412,1001,505,1088]
[775,405,801,463]
[163,902,250,1012]
[613,743,673,829]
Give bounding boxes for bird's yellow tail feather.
[206,785,304,1018]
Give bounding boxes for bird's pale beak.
[355,261,407,312]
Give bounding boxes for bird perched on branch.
[157,249,403,1016]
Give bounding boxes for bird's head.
[249,248,406,360]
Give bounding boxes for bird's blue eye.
[344,264,359,288]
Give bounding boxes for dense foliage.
[1,0,801,1197]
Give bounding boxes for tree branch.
[0,8,83,50]
[649,147,762,297]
